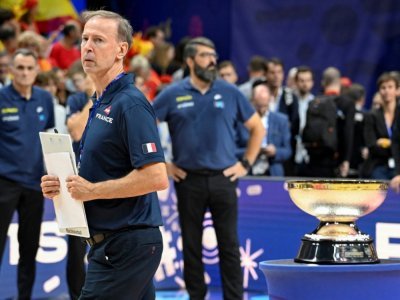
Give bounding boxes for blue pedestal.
[260,259,400,300]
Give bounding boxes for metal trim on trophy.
[286,179,388,264]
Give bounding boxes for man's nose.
[82,39,94,53]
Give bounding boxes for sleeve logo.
[142,143,157,154]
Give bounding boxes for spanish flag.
[0,0,80,35]
[35,0,79,34]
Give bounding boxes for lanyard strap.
[77,73,125,170]
[386,123,392,138]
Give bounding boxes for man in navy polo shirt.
[63,70,94,300]
[0,48,54,299]
[153,37,265,300]
[41,10,168,300]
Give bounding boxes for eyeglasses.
[197,52,218,60]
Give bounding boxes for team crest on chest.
[104,106,112,115]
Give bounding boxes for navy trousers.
[67,235,87,300]
[175,172,243,300]
[79,227,162,300]
[0,177,44,300]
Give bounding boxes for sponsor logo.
[1,107,18,114]
[176,95,193,102]
[2,115,19,122]
[37,106,44,113]
[65,228,82,235]
[214,101,224,109]
[95,113,113,124]
[177,102,194,109]
[214,94,222,100]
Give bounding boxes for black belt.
[185,169,224,176]
[84,232,114,247]
[84,226,152,247]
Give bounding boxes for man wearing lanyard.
[41,10,168,299]
[153,37,264,300]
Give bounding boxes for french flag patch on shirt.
[142,143,157,154]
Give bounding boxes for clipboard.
[39,132,90,238]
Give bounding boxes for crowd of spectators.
[2,5,400,185]
[2,4,400,299]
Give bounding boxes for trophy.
[286,179,388,264]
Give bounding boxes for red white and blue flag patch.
[142,143,157,154]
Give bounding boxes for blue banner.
[231,0,400,104]
[1,178,400,297]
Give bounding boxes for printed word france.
[96,113,113,123]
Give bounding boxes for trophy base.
[295,237,380,264]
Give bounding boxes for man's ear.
[186,56,194,69]
[117,42,129,60]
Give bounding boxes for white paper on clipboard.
[39,132,90,238]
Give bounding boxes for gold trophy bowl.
[287,179,388,264]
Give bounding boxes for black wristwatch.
[240,158,252,171]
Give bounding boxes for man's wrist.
[240,158,252,171]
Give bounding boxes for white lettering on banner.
[95,113,113,123]
[7,221,68,265]
[376,222,400,259]
[7,224,19,265]
[43,276,61,293]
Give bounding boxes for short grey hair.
[183,37,215,60]
[81,10,133,49]
[321,67,341,87]
[130,55,150,72]
[12,48,38,62]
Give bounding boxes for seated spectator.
[150,42,175,83]
[49,20,81,70]
[218,60,238,85]
[17,30,56,71]
[170,36,191,82]
[0,8,20,37]
[66,60,90,93]
[237,79,291,176]
[35,71,68,134]
[0,25,17,54]
[52,67,69,106]
[144,25,165,48]
[19,0,40,33]
[130,54,161,101]
[362,73,398,179]
[0,50,11,87]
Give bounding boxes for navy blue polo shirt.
[66,91,90,158]
[78,74,165,234]
[0,84,54,191]
[153,78,255,170]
